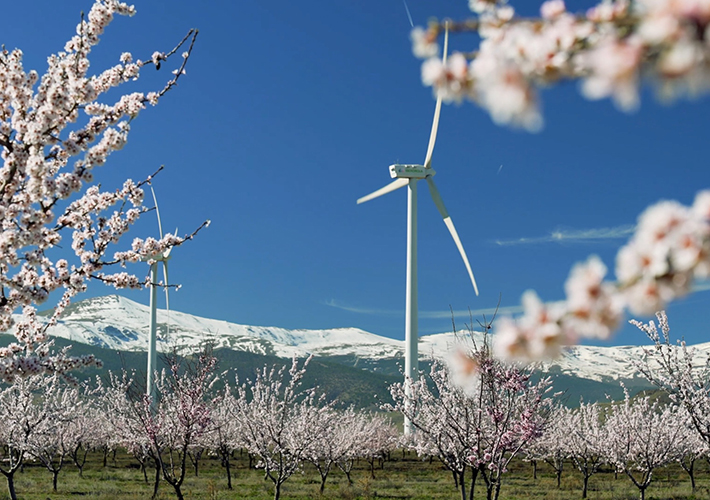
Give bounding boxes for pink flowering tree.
[0,0,206,381]
[411,1,710,361]
[387,335,551,500]
[386,360,480,500]
[100,350,218,500]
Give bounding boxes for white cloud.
[324,299,522,319]
[493,224,635,246]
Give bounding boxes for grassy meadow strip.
[3,449,710,500]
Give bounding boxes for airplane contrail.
[402,0,414,27]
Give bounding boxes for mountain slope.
[26,294,706,394]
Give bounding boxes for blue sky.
[7,0,710,347]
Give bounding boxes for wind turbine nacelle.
[389,164,432,179]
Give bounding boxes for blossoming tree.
[0,0,205,380]
[410,0,710,361]
[387,336,551,500]
[604,388,687,500]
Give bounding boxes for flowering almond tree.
[99,350,218,500]
[387,336,551,500]
[0,0,205,381]
[634,312,710,450]
[524,402,568,488]
[230,356,333,500]
[604,388,687,500]
[565,401,608,499]
[411,0,710,362]
[0,374,62,500]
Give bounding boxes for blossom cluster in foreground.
[492,189,710,361]
[413,0,710,131]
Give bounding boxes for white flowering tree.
[98,370,162,496]
[0,374,63,500]
[410,1,710,361]
[357,413,399,480]
[200,383,242,490]
[25,381,89,492]
[604,388,686,500]
[634,312,710,460]
[676,418,708,494]
[0,0,206,381]
[565,401,608,499]
[524,402,568,488]
[230,356,333,500]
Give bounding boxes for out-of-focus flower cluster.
[493,189,710,362]
[413,0,710,130]
[0,0,201,381]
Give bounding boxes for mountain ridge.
[28,294,706,386]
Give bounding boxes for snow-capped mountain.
[31,295,710,384]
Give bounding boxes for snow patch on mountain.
[34,295,710,384]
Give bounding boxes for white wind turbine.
[146,187,174,406]
[357,24,479,434]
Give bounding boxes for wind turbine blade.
[423,99,442,170]
[423,24,449,169]
[427,177,479,296]
[150,186,164,239]
[357,178,408,204]
[162,260,170,340]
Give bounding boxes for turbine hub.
[389,164,435,179]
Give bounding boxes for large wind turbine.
[357,24,479,434]
[146,187,173,406]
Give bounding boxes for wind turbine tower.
[357,24,479,434]
[146,187,173,406]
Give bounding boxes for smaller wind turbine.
[357,23,478,435]
[145,187,173,406]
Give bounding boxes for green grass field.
[2,450,710,500]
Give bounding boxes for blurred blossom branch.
[492,190,710,362]
[413,0,710,131]
[0,0,207,382]
[412,1,710,362]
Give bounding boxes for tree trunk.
[582,474,589,499]
[532,460,537,480]
[52,469,59,492]
[171,482,185,500]
[151,462,161,500]
[221,449,232,490]
[273,481,282,500]
[5,473,17,500]
[469,467,478,500]
[681,458,696,492]
[457,470,465,500]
